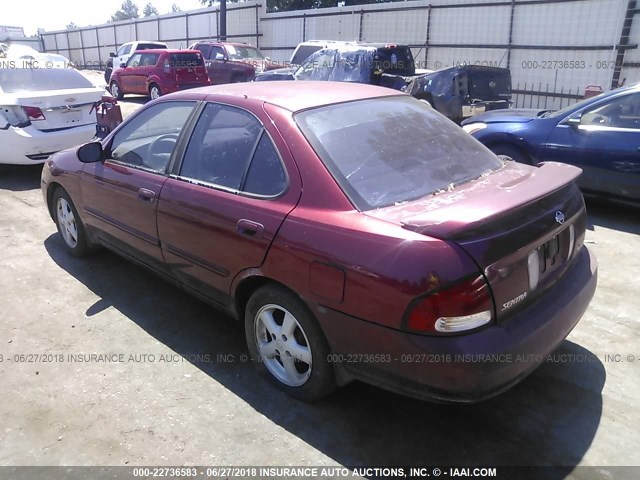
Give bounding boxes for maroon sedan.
[109,49,210,100]
[41,82,597,403]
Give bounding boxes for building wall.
[39,0,639,109]
[1,25,42,52]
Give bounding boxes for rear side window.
[0,68,94,93]
[180,103,286,196]
[117,44,132,56]
[243,135,287,196]
[291,45,323,65]
[296,50,336,81]
[138,43,166,50]
[169,53,204,68]
[295,96,502,210]
[194,44,211,59]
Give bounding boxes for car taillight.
[405,275,493,334]
[23,106,45,121]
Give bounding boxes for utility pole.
[220,0,227,41]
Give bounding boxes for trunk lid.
[12,87,104,131]
[365,161,586,322]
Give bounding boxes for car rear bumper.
[0,123,95,165]
[313,246,597,403]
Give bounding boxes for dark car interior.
[180,104,262,189]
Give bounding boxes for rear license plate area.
[61,109,82,124]
[539,234,561,273]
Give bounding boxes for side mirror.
[215,52,225,61]
[77,142,104,163]
[566,114,582,128]
[120,62,126,68]
[109,52,116,58]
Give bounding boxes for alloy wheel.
[56,198,78,248]
[254,304,312,387]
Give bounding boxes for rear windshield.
[0,68,94,93]
[169,53,204,68]
[291,45,323,65]
[138,43,167,50]
[465,69,511,100]
[295,96,503,210]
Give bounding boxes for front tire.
[491,144,532,165]
[53,188,93,257]
[245,285,336,402]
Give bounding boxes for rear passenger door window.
[178,103,287,196]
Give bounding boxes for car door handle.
[236,219,264,238]
[138,188,156,202]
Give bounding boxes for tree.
[171,3,181,12]
[201,0,405,12]
[143,3,159,16]
[66,22,79,30]
[110,0,140,22]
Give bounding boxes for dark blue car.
[461,84,640,204]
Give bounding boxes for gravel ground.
[0,77,639,475]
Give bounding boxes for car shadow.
[0,164,43,191]
[44,234,605,475]
[121,96,148,105]
[585,198,640,235]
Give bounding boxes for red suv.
[109,49,210,100]
[188,42,267,84]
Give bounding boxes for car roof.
[127,40,166,45]
[133,49,200,54]
[194,41,255,47]
[174,81,403,112]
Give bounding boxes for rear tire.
[149,83,162,100]
[52,188,93,257]
[104,68,113,84]
[110,81,123,100]
[491,144,532,165]
[231,75,244,83]
[245,285,336,402]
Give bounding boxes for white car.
[17,52,74,69]
[0,67,106,165]
[105,41,168,82]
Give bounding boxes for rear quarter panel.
[255,104,482,330]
